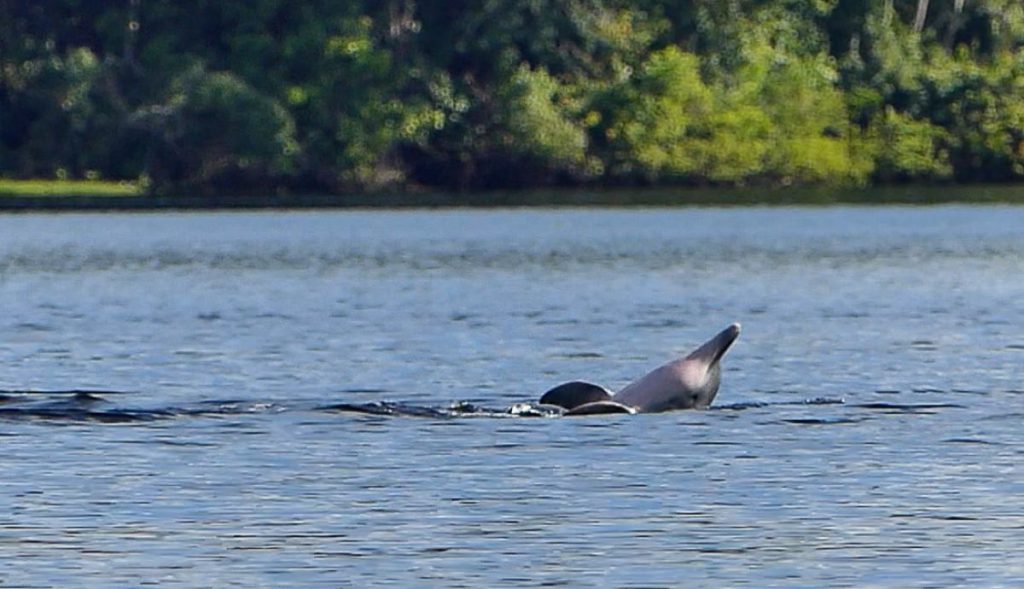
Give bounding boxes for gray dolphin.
[539,323,741,415]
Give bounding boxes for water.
[1,206,1022,587]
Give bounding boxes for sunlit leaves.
[4,0,1024,190]
[866,106,952,181]
[502,65,588,168]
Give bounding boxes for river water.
[1,206,1022,587]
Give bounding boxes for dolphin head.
[614,322,741,412]
[681,322,741,408]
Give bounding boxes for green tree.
[133,67,298,193]
[3,0,1024,194]
[864,106,951,181]
[589,46,713,181]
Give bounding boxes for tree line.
[2,1,1023,195]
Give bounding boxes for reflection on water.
[2,206,1023,588]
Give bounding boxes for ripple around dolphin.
[0,390,164,423]
[1,390,935,423]
[318,401,565,418]
[0,390,268,423]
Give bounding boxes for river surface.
[1,206,1022,588]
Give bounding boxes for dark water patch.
[0,388,133,397]
[943,438,1003,445]
[13,321,54,332]
[777,417,866,426]
[0,406,173,423]
[631,318,690,329]
[69,391,105,403]
[950,388,988,395]
[822,310,870,319]
[107,437,223,447]
[252,312,296,320]
[550,351,604,359]
[889,513,981,522]
[173,348,223,356]
[0,389,127,413]
[535,318,581,326]
[0,391,286,423]
[321,401,454,418]
[981,412,1024,421]
[716,397,845,411]
[853,402,965,413]
[150,439,222,447]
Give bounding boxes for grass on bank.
[4,177,1024,209]
[0,178,142,198]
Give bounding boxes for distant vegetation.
[2,1,1024,196]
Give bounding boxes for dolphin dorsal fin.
[538,381,613,411]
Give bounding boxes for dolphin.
[538,323,741,415]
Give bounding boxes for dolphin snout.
[689,322,741,364]
[716,322,741,360]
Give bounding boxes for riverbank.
[4,180,1024,211]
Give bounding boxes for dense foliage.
[2,1,1023,194]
